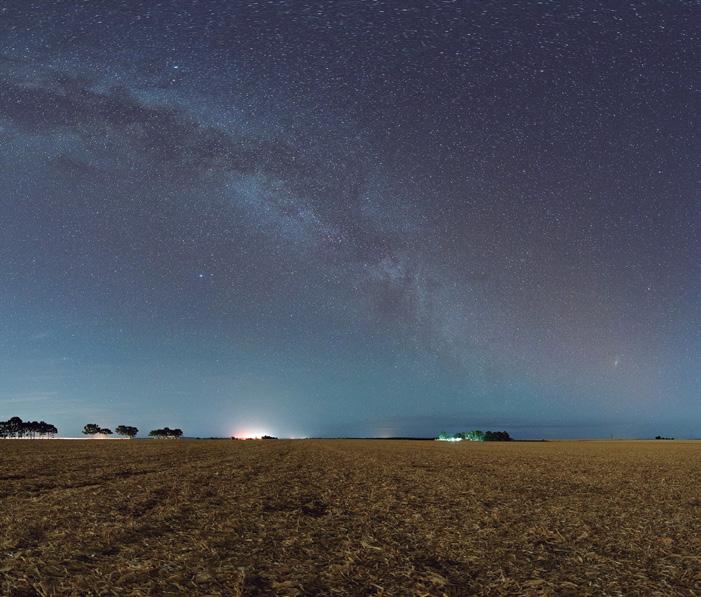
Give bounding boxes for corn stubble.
[0,439,699,595]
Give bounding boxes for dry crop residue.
[0,439,699,595]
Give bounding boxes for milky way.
[1,1,699,438]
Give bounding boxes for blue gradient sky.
[1,1,699,438]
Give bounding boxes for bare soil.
[0,439,699,595]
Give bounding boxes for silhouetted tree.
[82,424,112,436]
[25,421,39,438]
[483,431,512,441]
[0,418,17,438]
[38,421,58,438]
[9,417,24,437]
[115,425,138,438]
[82,423,101,435]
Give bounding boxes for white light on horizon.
[232,427,273,440]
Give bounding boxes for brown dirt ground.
[0,439,699,596]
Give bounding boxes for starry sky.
[1,1,699,439]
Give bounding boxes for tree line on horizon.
[83,423,183,438]
[0,417,58,439]
[0,416,184,439]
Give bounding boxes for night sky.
[1,1,699,439]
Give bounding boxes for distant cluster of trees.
[84,423,182,438]
[437,430,512,442]
[148,427,183,439]
[1,418,184,439]
[82,424,140,438]
[83,423,115,436]
[654,435,674,440]
[116,425,139,438]
[0,417,58,438]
